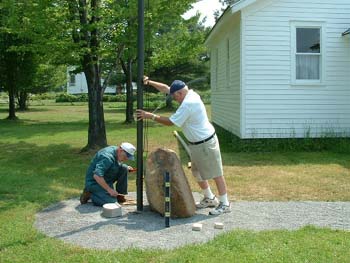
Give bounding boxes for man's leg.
[192,160,219,208]
[209,176,231,215]
[80,187,91,204]
[88,184,118,206]
[197,180,209,190]
[213,176,228,196]
[115,165,128,195]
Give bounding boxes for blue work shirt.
[85,146,127,187]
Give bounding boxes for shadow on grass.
[0,141,137,213]
[103,108,129,114]
[0,142,90,213]
[0,107,59,114]
[0,119,137,140]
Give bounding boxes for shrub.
[30,93,57,101]
[55,93,79,102]
[215,124,350,153]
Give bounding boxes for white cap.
[120,142,136,160]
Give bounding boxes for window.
[296,28,320,80]
[291,22,325,85]
[69,74,76,86]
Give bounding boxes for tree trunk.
[125,59,134,123]
[74,0,107,152]
[7,85,17,120]
[82,62,107,151]
[17,91,28,111]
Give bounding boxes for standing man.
[136,77,230,215]
[80,142,136,206]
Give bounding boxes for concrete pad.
[34,192,350,250]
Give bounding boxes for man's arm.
[136,109,174,126]
[143,76,170,94]
[93,174,118,197]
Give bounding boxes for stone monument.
[145,148,196,218]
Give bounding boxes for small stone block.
[102,203,122,218]
[214,222,224,229]
[192,223,202,231]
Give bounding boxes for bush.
[197,90,211,104]
[215,124,350,153]
[55,93,134,103]
[30,93,57,101]
[103,94,127,102]
[55,93,87,103]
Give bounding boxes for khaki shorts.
[189,135,223,181]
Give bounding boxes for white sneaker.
[196,196,219,208]
[209,202,231,215]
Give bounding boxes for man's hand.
[128,166,137,172]
[117,194,127,203]
[143,75,149,85]
[136,109,153,121]
[107,188,119,197]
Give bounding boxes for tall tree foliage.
[1,0,202,149]
[113,0,197,122]
[148,15,210,88]
[60,0,198,149]
[214,0,230,22]
[0,1,38,119]
[66,0,109,150]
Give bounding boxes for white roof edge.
[205,0,257,46]
[231,0,257,13]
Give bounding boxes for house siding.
[241,0,350,138]
[67,72,116,94]
[211,13,242,136]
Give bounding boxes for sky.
[182,0,225,28]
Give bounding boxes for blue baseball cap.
[170,80,186,94]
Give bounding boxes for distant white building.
[205,0,350,138]
[67,71,116,94]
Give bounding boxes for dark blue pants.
[86,166,128,206]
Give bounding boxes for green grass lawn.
[0,101,349,263]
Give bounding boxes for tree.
[113,0,198,123]
[148,15,210,87]
[16,63,67,111]
[214,0,229,22]
[1,0,200,149]
[0,1,38,119]
[0,33,36,119]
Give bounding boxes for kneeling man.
[80,142,136,206]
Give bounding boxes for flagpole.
[136,0,145,211]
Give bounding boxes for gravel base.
[34,192,350,250]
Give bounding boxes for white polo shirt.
[169,90,215,143]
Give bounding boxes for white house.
[205,0,350,138]
[67,72,116,94]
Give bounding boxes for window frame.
[69,74,76,87]
[226,38,230,88]
[290,21,326,86]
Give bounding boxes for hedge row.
[54,92,172,103]
[26,90,211,104]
